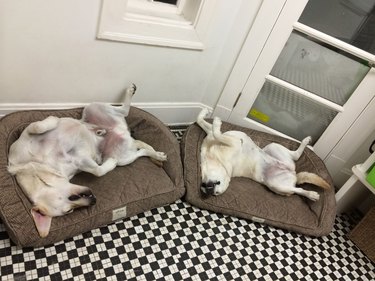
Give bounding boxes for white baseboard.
[0,102,211,125]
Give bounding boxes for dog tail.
[296,172,331,189]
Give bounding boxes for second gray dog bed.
[181,121,336,237]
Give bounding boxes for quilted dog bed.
[181,121,336,237]
[0,107,185,247]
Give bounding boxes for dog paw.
[302,136,312,145]
[127,83,137,96]
[154,151,167,161]
[199,108,211,118]
[308,191,320,201]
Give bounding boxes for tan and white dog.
[197,108,329,200]
[8,84,167,237]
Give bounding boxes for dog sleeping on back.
[197,108,330,200]
[8,84,167,237]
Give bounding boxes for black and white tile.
[169,125,187,142]
[1,200,374,281]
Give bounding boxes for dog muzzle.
[201,181,220,196]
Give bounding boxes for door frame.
[213,0,290,119]
[325,95,375,187]
[214,0,375,162]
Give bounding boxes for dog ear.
[31,207,52,238]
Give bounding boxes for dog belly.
[232,158,265,183]
[263,144,296,171]
[99,130,130,159]
[99,132,124,159]
[263,164,296,188]
[230,143,267,182]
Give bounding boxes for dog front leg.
[197,108,213,134]
[212,117,237,147]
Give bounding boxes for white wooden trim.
[127,0,179,15]
[0,102,211,126]
[293,22,375,65]
[324,95,375,186]
[314,67,375,159]
[213,0,288,116]
[97,0,215,50]
[335,150,375,213]
[335,176,368,214]
[134,102,211,125]
[265,75,344,112]
[227,0,309,118]
[176,0,186,14]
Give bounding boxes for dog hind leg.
[117,140,167,166]
[135,140,167,161]
[114,84,137,117]
[263,136,312,168]
[287,187,320,201]
[265,172,320,201]
[267,183,320,201]
[289,136,312,161]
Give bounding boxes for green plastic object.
[366,165,375,188]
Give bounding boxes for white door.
[215,0,375,178]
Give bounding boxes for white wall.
[0,0,261,124]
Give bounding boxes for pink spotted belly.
[99,131,125,159]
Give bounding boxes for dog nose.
[69,191,96,205]
[201,181,220,196]
[81,191,96,205]
[89,195,97,205]
[203,185,215,195]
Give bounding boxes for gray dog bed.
[181,121,336,237]
[0,107,185,247]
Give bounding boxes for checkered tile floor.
[1,201,374,281]
[1,127,374,280]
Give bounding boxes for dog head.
[200,157,231,196]
[15,170,96,237]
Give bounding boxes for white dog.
[8,84,167,237]
[197,109,329,201]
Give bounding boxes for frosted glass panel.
[271,31,370,105]
[247,81,338,143]
[299,0,375,55]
